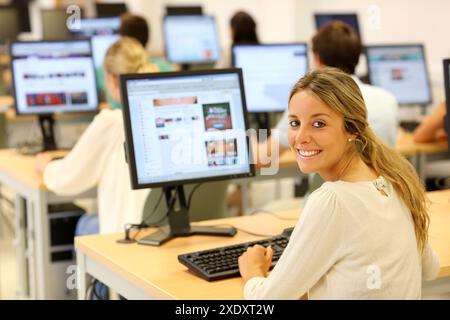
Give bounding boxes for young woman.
[35,37,157,234]
[238,67,440,299]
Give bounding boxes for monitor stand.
[38,114,57,151]
[138,185,237,246]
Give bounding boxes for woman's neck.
[338,156,378,182]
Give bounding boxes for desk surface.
[0,149,67,191]
[75,189,450,299]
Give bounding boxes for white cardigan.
[44,109,150,234]
[244,177,440,299]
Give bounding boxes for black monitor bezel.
[95,2,127,18]
[120,68,255,190]
[166,5,203,16]
[162,14,221,65]
[9,38,100,116]
[364,43,433,106]
[314,13,361,40]
[231,42,309,113]
[443,59,450,149]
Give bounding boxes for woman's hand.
[238,245,273,284]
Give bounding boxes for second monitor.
[232,43,308,113]
[366,44,432,106]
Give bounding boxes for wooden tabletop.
[0,149,68,191]
[75,189,450,299]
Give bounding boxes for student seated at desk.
[119,13,175,72]
[35,37,157,235]
[238,68,439,299]
[412,101,449,189]
[413,101,448,143]
[266,21,398,159]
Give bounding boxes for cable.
[207,223,274,238]
[248,208,298,221]
[187,183,203,210]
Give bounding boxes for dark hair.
[119,14,149,47]
[312,20,362,74]
[230,11,258,44]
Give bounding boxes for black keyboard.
[178,228,294,281]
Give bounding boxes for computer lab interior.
[0,0,449,300]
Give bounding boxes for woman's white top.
[43,109,150,234]
[244,176,440,299]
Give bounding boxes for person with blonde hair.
[35,37,156,235]
[238,67,439,299]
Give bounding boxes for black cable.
[248,208,298,221]
[187,183,203,210]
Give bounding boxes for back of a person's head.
[119,13,149,48]
[230,11,259,44]
[312,20,362,74]
[104,37,154,76]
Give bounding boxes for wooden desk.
[0,149,96,299]
[75,190,450,300]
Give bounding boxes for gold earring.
[348,138,352,142]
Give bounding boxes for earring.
[348,138,352,142]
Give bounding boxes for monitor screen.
[366,44,432,105]
[232,43,308,113]
[0,7,20,41]
[314,13,361,40]
[71,17,121,68]
[163,15,220,64]
[444,59,450,149]
[10,40,99,115]
[121,69,254,189]
[41,9,74,40]
[95,3,127,18]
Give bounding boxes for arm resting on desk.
[243,187,344,299]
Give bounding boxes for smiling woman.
[238,67,440,300]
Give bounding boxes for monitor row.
[9,39,432,117]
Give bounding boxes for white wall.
[130,0,449,103]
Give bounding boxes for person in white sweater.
[35,37,158,234]
[238,67,440,299]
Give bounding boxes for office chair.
[142,181,230,225]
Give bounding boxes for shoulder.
[359,83,398,107]
[91,109,123,129]
[305,182,343,214]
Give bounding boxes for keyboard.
[178,227,294,281]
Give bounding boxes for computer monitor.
[41,8,75,40]
[120,69,254,245]
[70,17,121,69]
[166,6,203,16]
[232,43,308,113]
[95,2,127,18]
[314,13,361,40]
[366,44,432,106]
[163,15,220,65]
[0,6,20,42]
[10,39,99,151]
[443,59,450,150]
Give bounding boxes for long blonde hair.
[103,36,158,75]
[289,67,429,252]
